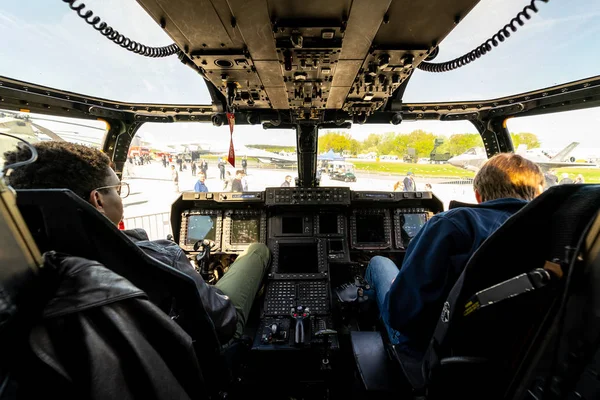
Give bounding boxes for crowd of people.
[545,170,585,186]
[394,169,585,193]
[165,156,251,193]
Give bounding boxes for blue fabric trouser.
[364,256,402,344]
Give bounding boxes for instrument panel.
[171,188,442,351]
[173,188,440,255]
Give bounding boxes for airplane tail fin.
[550,142,579,162]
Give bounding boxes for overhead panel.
[135,0,481,117]
[226,0,287,110]
[373,0,480,47]
[268,0,352,21]
[327,0,392,111]
[154,0,240,49]
[274,25,344,112]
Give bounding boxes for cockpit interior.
[1,0,600,399]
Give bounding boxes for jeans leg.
[215,243,270,338]
[364,256,402,344]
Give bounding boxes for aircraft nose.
[448,156,461,168]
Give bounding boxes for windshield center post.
[296,123,319,188]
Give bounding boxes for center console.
[254,188,352,350]
[257,230,335,349]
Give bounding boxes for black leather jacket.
[11,252,205,400]
[123,229,238,343]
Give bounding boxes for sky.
[1,0,600,151]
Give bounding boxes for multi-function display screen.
[400,213,428,244]
[329,239,343,252]
[318,213,339,234]
[281,216,303,234]
[185,215,217,245]
[277,242,319,274]
[355,214,386,243]
[231,215,260,244]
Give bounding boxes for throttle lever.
[291,305,310,345]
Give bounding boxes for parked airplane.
[170,141,298,168]
[0,112,104,156]
[447,142,593,172]
[244,147,297,167]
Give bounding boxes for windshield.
[2,0,600,237]
[1,0,598,103]
[404,0,600,102]
[0,108,108,176]
[0,0,210,104]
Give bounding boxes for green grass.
[353,162,600,182]
[353,161,475,178]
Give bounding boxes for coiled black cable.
[63,0,180,58]
[418,0,549,72]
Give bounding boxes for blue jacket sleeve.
[194,181,200,192]
[387,215,468,340]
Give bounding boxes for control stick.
[291,305,310,345]
[194,239,215,280]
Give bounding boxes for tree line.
[317,130,541,158]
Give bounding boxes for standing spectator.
[281,175,292,187]
[171,165,179,192]
[194,171,208,192]
[544,170,558,188]
[242,156,248,175]
[218,158,226,180]
[231,170,244,192]
[222,171,233,191]
[403,171,416,191]
[242,170,248,191]
[559,173,573,185]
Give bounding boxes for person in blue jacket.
[365,153,545,359]
[194,171,208,192]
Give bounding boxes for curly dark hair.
[4,141,112,200]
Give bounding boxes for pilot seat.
[13,189,248,396]
[350,184,600,399]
